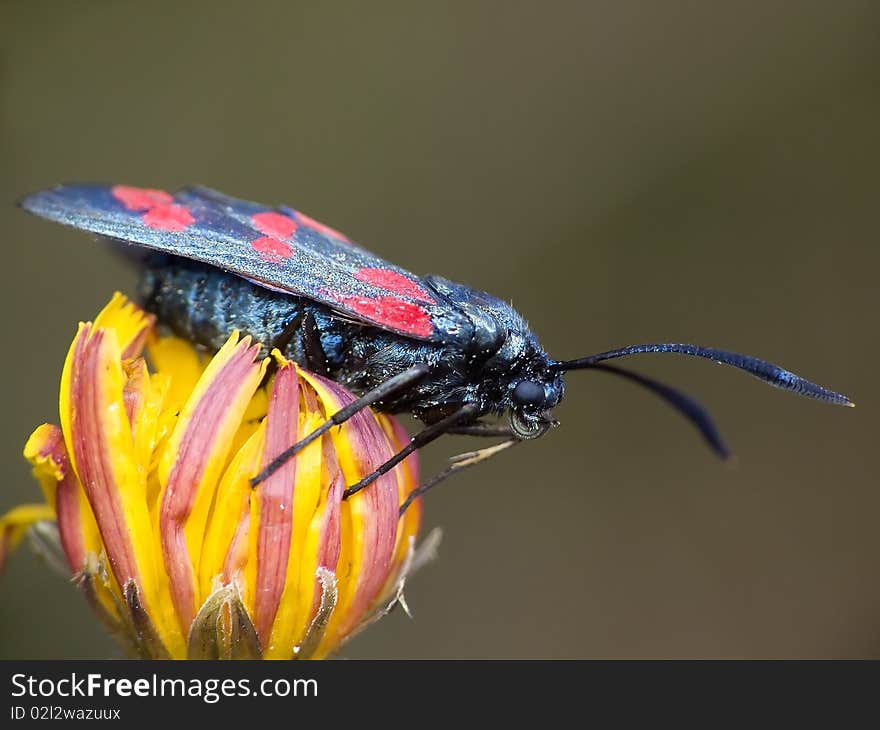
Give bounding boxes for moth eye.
[512,380,545,408]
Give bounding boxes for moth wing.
[21,183,473,343]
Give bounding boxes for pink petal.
[69,328,140,585]
[30,424,89,572]
[307,374,399,634]
[160,338,265,627]
[253,363,300,642]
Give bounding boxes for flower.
[4,293,426,659]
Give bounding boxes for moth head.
[508,375,563,439]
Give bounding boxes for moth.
[21,184,852,511]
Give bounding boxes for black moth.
[21,184,852,513]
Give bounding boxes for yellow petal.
[0,503,56,572]
[198,424,265,603]
[157,332,268,630]
[23,423,64,510]
[92,292,156,359]
[62,322,184,656]
[263,409,332,658]
[147,336,207,408]
[23,423,101,574]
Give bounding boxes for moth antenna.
[554,343,853,406]
[587,362,731,459]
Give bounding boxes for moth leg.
[268,310,328,374]
[446,422,515,438]
[301,311,329,375]
[342,403,481,500]
[250,363,432,487]
[398,439,517,516]
[262,311,305,381]
[271,310,305,354]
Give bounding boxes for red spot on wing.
[251,235,293,263]
[112,185,173,211]
[251,211,298,240]
[354,268,432,302]
[142,204,195,232]
[336,294,433,337]
[111,184,193,231]
[295,210,349,242]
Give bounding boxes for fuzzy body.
[139,257,564,424]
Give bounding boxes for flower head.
[6,293,424,659]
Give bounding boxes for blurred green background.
[1,1,877,658]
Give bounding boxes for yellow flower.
[5,293,425,659]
